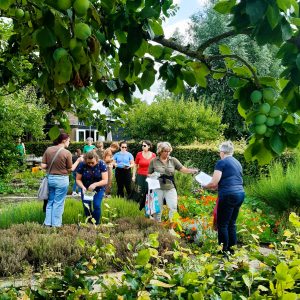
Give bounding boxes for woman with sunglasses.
[113,141,134,198]
[76,151,108,224]
[132,140,156,208]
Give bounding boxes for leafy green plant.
[248,151,300,212]
[0,217,176,277]
[122,98,225,145]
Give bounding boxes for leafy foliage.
[182,2,284,140]
[122,98,225,145]
[2,212,298,299]
[0,87,49,177]
[248,151,300,212]
[0,0,300,161]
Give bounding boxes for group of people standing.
[40,135,245,254]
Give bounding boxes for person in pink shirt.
[132,140,156,208]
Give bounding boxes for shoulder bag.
[37,147,64,200]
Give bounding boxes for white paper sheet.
[146,177,160,190]
[195,171,212,186]
[83,191,95,201]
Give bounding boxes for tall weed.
[247,151,300,212]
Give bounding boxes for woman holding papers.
[76,151,108,225]
[148,142,198,222]
[204,141,244,254]
[113,141,134,198]
[132,140,156,208]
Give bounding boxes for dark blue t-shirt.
[77,160,107,192]
[215,156,244,195]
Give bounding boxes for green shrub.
[121,98,226,145]
[26,141,295,184]
[247,151,300,212]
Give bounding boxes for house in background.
[45,111,128,142]
[67,113,105,142]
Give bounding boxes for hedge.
[25,141,295,181]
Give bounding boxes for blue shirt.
[76,160,107,192]
[113,151,134,168]
[215,156,244,195]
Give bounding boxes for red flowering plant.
[160,193,218,246]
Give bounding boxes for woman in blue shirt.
[204,141,244,254]
[113,141,134,198]
[76,151,108,224]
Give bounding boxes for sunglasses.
[121,146,127,149]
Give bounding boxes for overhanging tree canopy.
[0,0,300,164]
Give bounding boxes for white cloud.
[173,0,181,4]
[197,0,210,7]
[163,18,191,40]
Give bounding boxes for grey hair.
[86,137,93,142]
[157,142,172,156]
[219,141,234,155]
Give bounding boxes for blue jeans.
[72,171,81,193]
[217,192,245,251]
[44,175,69,227]
[81,189,105,225]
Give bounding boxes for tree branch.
[153,36,205,60]
[197,28,252,52]
[207,54,260,87]
[153,36,260,88]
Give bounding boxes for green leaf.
[136,248,150,265]
[219,44,231,55]
[275,262,289,280]
[119,43,133,63]
[149,45,164,59]
[149,279,175,288]
[127,26,143,54]
[148,19,164,36]
[282,122,300,134]
[290,17,300,26]
[35,27,56,48]
[140,6,160,18]
[242,275,252,288]
[213,72,226,80]
[54,56,72,85]
[246,0,267,25]
[296,54,300,70]
[269,132,286,154]
[282,294,298,300]
[281,20,293,41]
[48,125,60,141]
[238,103,247,118]
[135,40,148,58]
[182,70,196,86]
[183,272,198,286]
[188,62,210,88]
[221,291,232,300]
[140,69,156,90]
[101,0,116,13]
[115,30,127,44]
[214,0,236,14]
[175,286,187,295]
[255,144,274,165]
[266,5,281,29]
[276,0,298,14]
[285,133,300,148]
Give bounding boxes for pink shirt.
[135,151,156,176]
